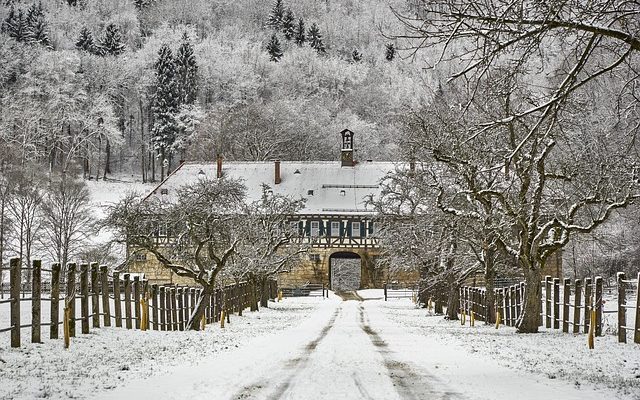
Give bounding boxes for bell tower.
[340,129,355,167]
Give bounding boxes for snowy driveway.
[99,296,625,400]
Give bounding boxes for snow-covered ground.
[97,293,635,400]
[0,297,323,400]
[3,291,638,400]
[373,294,640,400]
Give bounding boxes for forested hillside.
[0,0,431,183]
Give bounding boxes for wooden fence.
[0,258,278,348]
[460,273,640,344]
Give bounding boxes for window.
[331,221,340,236]
[339,190,346,196]
[158,223,168,237]
[309,254,320,262]
[352,221,361,237]
[289,221,298,235]
[310,221,320,237]
[160,188,169,195]
[135,253,147,262]
[307,189,314,196]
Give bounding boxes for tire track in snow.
[357,304,461,400]
[231,305,342,400]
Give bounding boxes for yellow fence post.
[220,310,225,329]
[495,311,501,329]
[201,313,206,331]
[277,290,282,302]
[588,310,596,349]
[460,309,466,325]
[470,310,475,327]
[63,306,70,349]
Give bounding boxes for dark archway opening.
[329,252,362,291]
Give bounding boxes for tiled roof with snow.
[147,161,402,215]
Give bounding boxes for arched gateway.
[329,252,362,291]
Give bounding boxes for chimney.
[216,155,223,178]
[274,160,281,184]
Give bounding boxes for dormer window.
[160,188,169,195]
[339,190,346,196]
[294,169,301,174]
[307,189,314,196]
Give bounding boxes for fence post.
[504,288,511,326]
[510,285,517,324]
[90,263,100,328]
[584,277,592,334]
[66,263,76,337]
[177,287,184,331]
[384,283,387,301]
[552,278,560,330]
[183,288,190,324]
[31,259,41,343]
[634,272,640,344]
[165,285,173,330]
[572,279,582,334]
[50,263,61,339]
[190,288,197,320]
[123,274,132,329]
[562,278,570,333]
[617,272,626,343]
[159,286,166,331]
[544,276,551,328]
[151,284,159,330]
[113,272,122,328]
[171,286,179,330]
[80,264,90,334]
[100,266,111,327]
[10,258,21,348]
[133,276,141,329]
[594,276,603,337]
[515,284,522,322]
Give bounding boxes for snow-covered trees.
[266,33,283,62]
[151,36,200,180]
[266,0,284,29]
[307,23,325,54]
[281,9,295,41]
[106,177,247,330]
[99,23,125,56]
[2,3,51,48]
[75,27,99,54]
[294,18,305,45]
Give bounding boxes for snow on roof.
[147,161,402,215]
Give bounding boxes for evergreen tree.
[76,27,98,54]
[24,2,51,48]
[307,23,325,54]
[2,7,27,42]
[281,8,295,40]
[99,23,125,56]
[67,0,77,6]
[266,33,283,62]
[352,49,362,63]
[134,0,153,10]
[385,43,395,61]
[152,44,179,172]
[294,17,305,46]
[175,33,198,105]
[266,0,284,29]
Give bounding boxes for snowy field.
[373,294,640,399]
[0,297,324,400]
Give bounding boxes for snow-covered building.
[133,129,419,290]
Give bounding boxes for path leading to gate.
[99,295,620,400]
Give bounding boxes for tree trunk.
[260,278,269,308]
[445,279,459,320]
[103,139,111,179]
[249,280,258,311]
[484,250,496,323]
[516,269,542,333]
[184,284,212,330]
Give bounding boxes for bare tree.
[39,175,94,268]
[105,176,246,330]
